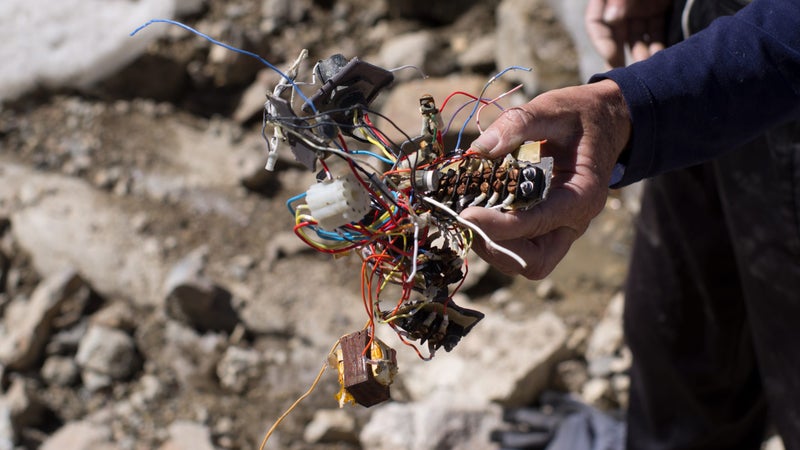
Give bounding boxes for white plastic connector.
[305,174,371,231]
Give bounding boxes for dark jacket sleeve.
[593,0,800,187]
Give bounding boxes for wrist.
[590,79,632,163]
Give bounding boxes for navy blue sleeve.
[593,0,800,187]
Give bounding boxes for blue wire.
[453,65,531,151]
[371,213,392,231]
[130,19,317,113]
[444,98,479,135]
[286,192,307,215]
[313,224,367,242]
[350,150,395,165]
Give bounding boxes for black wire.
[360,106,416,155]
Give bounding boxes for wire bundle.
[275,74,529,359]
[131,18,528,358]
[130,20,540,446]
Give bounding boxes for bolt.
[519,180,536,197]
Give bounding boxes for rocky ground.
[0,0,641,449]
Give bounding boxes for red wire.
[363,113,393,149]
[389,323,433,361]
[440,91,490,113]
[319,159,331,178]
[362,249,396,355]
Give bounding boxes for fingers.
[627,19,650,62]
[460,201,554,243]
[460,190,593,242]
[627,17,666,62]
[586,0,669,67]
[468,225,577,280]
[460,204,580,279]
[585,0,626,68]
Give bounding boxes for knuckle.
[499,106,537,133]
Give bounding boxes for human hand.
[460,79,630,279]
[585,0,672,67]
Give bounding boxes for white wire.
[280,129,386,175]
[388,64,428,79]
[420,196,528,269]
[405,221,420,283]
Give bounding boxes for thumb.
[468,107,538,159]
[469,128,501,156]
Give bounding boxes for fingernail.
[470,129,499,156]
[603,5,621,23]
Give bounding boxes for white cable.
[420,196,528,269]
[387,64,428,79]
[280,129,385,175]
[405,221,420,283]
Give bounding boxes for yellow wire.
[295,204,403,252]
[294,206,353,252]
[366,134,397,162]
[258,340,341,450]
[356,116,396,162]
[379,312,413,323]
[366,210,394,233]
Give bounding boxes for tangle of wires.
[269,52,551,361]
[130,22,545,361]
[132,18,553,361]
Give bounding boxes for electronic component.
[388,298,484,353]
[303,54,395,133]
[429,140,553,213]
[265,94,321,170]
[305,173,371,231]
[334,330,397,407]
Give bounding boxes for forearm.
[594,0,800,186]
